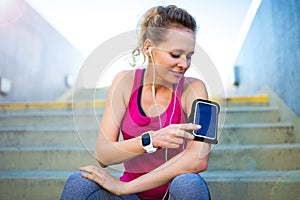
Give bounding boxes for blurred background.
[0,0,256,100]
[0,1,299,199]
[1,0,299,116]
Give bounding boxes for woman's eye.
[170,53,180,58]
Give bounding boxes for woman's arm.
[121,78,210,194]
[123,141,210,194]
[81,78,211,195]
[95,72,200,167]
[81,138,210,195]
[95,70,145,167]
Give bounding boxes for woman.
[61,5,211,200]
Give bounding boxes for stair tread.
[0,110,103,117]
[1,143,299,151]
[0,170,73,179]
[201,170,300,182]
[0,169,121,179]
[0,106,278,115]
[223,106,278,111]
[213,143,300,150]
[0,122,293,131]
[223,122,293,128]
[0,126,96,131]
[0,146,90,151]
[1,170,299,182]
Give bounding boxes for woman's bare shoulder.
[113,69,135,83]
[183,77,207,94]
[182,77,208,116]
[110,69,137,105]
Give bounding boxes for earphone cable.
[149,49,182,200]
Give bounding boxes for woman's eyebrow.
[169,49,194,55]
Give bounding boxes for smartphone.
[189,99,220,144]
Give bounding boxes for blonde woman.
[61,5,211,200]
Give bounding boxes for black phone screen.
[190,99,219,144]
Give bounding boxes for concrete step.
[0,169,121,200]
[219,95,269,107]
[0,127,98,147]
[0,101,105,114]
[65,88,109,101]
[0,122,294,147]
[223,106,280,123]
[0,170,70,200]
[225,101,269,107]
[1,143,299,171]
[202,170,300,200]
[209,143,300,171]
[0,146,99,170]
[0,106,280,128]
[219,122,295,144]
[0,110,103,127]
[1,170,299,200]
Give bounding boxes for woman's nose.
[177,57,189,69]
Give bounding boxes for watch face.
[142,133,151,146]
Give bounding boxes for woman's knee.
[60,171,101,200]
[169,174,210,200]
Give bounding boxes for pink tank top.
[120,68,187,199]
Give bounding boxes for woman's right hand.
[152,123,200,149]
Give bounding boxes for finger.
[80,166,103,177]
[172,123,201,130]
[173,129,195,140]
[81,172,103,184]
[79,166,96,173]
[160,141,179,149]
[171,137,184,145]
[168,142,180,149]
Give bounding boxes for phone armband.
[188,99,220,144]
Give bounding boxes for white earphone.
[146,45,182,200]
[147,47,156,99]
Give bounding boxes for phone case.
[188,99,220,144]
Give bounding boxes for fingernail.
[197,125,201,129]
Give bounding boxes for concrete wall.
[231,0,300,117]
[0,2,84,102]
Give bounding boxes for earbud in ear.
[148,47,153,58]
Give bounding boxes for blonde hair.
[131,5,197,66]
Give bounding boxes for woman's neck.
[144,67,173,92]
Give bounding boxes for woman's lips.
[170,70,184,77]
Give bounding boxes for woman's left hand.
[80,165,126,195]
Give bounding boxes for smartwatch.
[141,131,157,153]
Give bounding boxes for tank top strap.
[174,76,185,100]
[131,68,145,94]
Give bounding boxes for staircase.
[0,89,299,200]
[204,96,300,200]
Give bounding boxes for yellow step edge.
[225,95,268,103]
[0,101,106,110]
[210,95,268,103]
[0,95,268,110]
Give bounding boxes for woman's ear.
[143,39,152,57]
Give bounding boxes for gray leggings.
[60,171,211,200]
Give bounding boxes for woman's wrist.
[141,131,158,153]
[151,130,159,148]
[117,181,135,195]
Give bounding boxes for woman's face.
[150,27,196,85]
